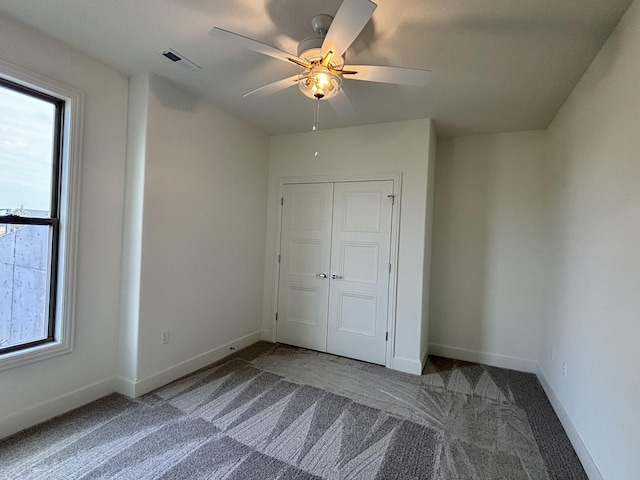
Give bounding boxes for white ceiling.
[0,0,632,136]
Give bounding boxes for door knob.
[316,272,328,278]
[331,273,344,279]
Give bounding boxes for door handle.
[315,272,328,278]
[331,273,344,280]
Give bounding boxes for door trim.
[269,172,402,369]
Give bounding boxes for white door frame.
[268,172,402,369]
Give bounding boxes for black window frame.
[0,76,65,356]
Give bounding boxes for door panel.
[327,181,393,365]
[277,183,333,351]
[288,239,323,278]
[341,192,383,232]
[340,242,379,284]
[336,292,377,336]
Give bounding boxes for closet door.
[327,181,393,365]
[276,183,334,351]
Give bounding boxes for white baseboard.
[114,375,137,399]
[0,377,115,440]
[421,344,429,368]
[536,366,603,480]
[392,355,423,375]
[428,343,538,373]
[116,330,263,398]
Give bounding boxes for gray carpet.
[0,342,587,479]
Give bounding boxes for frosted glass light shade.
[298,66,342,100]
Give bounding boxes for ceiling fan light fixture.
[298,66,342,100]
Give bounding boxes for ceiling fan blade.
[321,0,377,59]
[209,27,306,65]
[328,88,354,117]
[243,75,298,98]
[344,65,431,86]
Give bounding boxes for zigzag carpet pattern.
[0,343,587,479]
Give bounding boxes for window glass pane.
[0,224,52,350]
[0,84,56,218]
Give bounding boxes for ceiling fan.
[209,0,431,116]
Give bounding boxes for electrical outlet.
[161,330,170,345]
[562,362,567,378]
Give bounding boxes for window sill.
[0,339,74,373]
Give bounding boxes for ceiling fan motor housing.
[311,14,333,36]
[297,36,323,58]
[297,36,346,68]
[297,14,345,68]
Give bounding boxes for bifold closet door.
[277,183,334,352]
[277,180,393,365]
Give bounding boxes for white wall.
[0,15,128,437]
[263,118,434,373]
[429,131,546,371]
[117,74,270,396]
[540,0,640,477]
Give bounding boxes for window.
[0,61,82,370]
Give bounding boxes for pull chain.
[313,99,320,157]
[313,98,320,132]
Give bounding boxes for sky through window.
[0,84,55,214]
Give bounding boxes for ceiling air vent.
[159,48,201,72]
